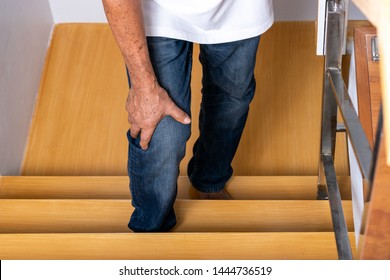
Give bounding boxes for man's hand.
[127,82,191,150]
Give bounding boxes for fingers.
[139,127,154,150]
[130,125,141,139]
[167,103,191,125]
[130,125,153,151]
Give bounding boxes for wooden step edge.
[0,199,354,233]
[0,232,358,260]
[0,175,352,200]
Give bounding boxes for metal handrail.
[327,68,373,179]
[317,0,375,260]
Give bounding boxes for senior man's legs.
[188,36,260,195]
[127,37,192,232]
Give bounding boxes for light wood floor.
[21,22,351,176]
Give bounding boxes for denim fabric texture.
[127,36,260,232]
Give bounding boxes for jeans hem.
[190,182,226,193]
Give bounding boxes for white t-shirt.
[142,0,274,44]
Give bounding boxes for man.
[102,0,274,232]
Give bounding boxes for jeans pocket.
[127,129,143,150]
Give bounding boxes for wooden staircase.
[0,22,360,260]
[0,176,357,259]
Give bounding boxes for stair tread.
[0,232,357,260]
[0,175,352,200]
[0,199,353,233]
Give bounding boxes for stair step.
[0,199,353,233]
[0,176,352,200]
[0,232,357,260]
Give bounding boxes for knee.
[150,116,191,159]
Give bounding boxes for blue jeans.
[127,36,260,232]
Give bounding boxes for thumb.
[167,103,191,125]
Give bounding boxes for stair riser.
[0,176,352,200]
[0,233,357,260]
[0,200,354,233]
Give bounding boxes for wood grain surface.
[0,199,354,233]
[0,232,357,260]
[0,175,352,200]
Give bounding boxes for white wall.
[48,0,366,23]
[49,0,107,23]
[0,0,54,175]
[274,0,365,21]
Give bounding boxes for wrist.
[127,62,157,89]
[131,77,159,95]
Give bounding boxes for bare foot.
[197,189,232,200]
